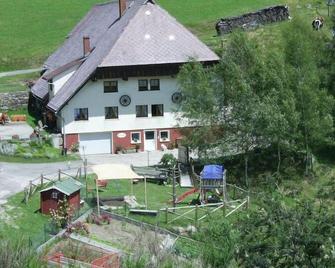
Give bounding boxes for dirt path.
[0,68,41,78]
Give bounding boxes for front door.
[144,130,156,151]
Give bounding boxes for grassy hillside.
[0,0,285,72]
[0,0,102,72]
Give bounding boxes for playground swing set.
[172,164,228,206]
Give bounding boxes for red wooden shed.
[40,178,82,215]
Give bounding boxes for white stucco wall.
[60,76,185,134]
[49,66,78,98]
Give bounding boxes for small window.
[159,130,170,142]
[150,79,160,90]
[152,104,164,117]
[51,191,58,199]
[105,106,118,119]
[138,80,148,91]
[74,108,88,121]
[131,132,141,144]
[136,105,148,117]
[104,81,118,93]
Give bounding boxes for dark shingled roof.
[31,77,49,100]
[44,1,121,70]
[35,0,219,111]
[47,0,149,111]
[31,1,123,100]
[100,4,219,66]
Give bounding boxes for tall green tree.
[282,18,334,174]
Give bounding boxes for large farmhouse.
[30,0,219,155]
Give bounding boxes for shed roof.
[40,178,82,196]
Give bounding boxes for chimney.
[83,36,91,56]
[119,0,127,17]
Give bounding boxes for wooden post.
[29,180,33,197]
[247,196,250,209]
[165,207,168,224]
[130,179,134,196]
[222,204,226,217]
[58,169,61,181]
[96,179,100,216]
[124,202,127,216]
[40,174,44,187]
[195,204,198,226]
[144,176,148,209]
[172,166,176,210]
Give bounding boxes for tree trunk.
[277,141,281,174]
[244,153,249,189]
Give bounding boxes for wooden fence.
[23,166,83,203]
[161,197,249,225]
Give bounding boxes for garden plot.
[87,218,175,253]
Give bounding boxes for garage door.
[79,132,111,155]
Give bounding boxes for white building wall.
[60,76,185,134]
[49,66,78,98]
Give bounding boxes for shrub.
[0,141,17,156]
[50,199,74,228]
[70,142,79,153]
[65,221,90,236]
[159,153,177,168]
[86,213,111,225]
[11,134,19,140]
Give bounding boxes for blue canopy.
[201,165,224,180]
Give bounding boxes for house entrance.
[144,130,156,151]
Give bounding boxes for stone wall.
[216,5,290,35]
[0,91,29,110]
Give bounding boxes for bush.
[70,142,79,153]
[86,213,111,225]
[0,141,17,156]
[159,153,177,168]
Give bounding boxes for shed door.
[79,132,111,155]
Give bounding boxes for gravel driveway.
[0,149,183,203]
[0,160,82,204]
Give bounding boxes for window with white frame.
[150,79,160,90]
[131,132,141,144]
[159,130,170,142]
[138,79,148,91]
[51,191,58,199]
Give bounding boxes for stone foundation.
[0,91,29,110]
[216,5,290,35]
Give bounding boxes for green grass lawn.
[0,72,39,93]
[0,189,50,247]
[0,0,102,72]
[0,0,294,72]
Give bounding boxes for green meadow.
[0,0,287,72]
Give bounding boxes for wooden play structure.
[173,162,228,205]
